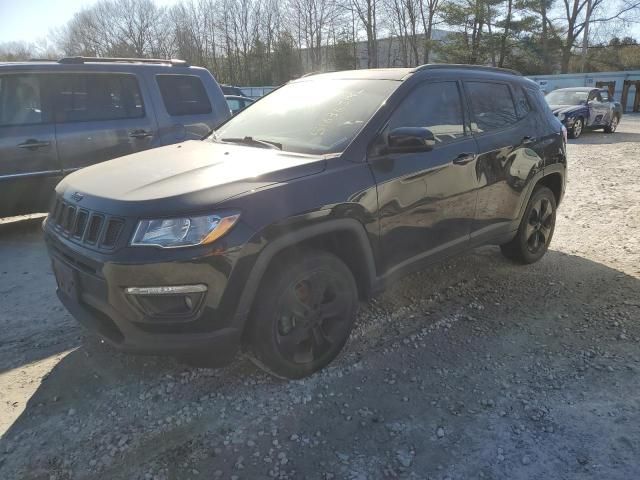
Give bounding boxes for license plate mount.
[53,258,79,302]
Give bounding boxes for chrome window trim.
[0,170,61,180]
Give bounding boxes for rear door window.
[0,75,46,126]
[465,81,518,133]
[52,74,145,123]
[156,75,212,116]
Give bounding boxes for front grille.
[86,215,104,244]
[49,196,126,251]
[64,206,76,232]
[102,219,124,248]
[73,211,88,238]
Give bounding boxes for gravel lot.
[1,115,639,480]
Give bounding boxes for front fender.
[233,217,377,324]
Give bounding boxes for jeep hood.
[56,140,326,213]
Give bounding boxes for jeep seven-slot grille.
[49,197,125,250]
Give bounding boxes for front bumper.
[44,223,254,362]
[56,288,240,359]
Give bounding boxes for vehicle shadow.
[1,247,639,479]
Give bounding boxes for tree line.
[1,0,639,86]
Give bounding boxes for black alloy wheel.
[524,197,554,254]
[500,186,557,264]
[249,250,358,379]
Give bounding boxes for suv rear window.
[0,75,46,126]
[156,75,212,116]
[51,74,145,123]
[465,82,517,132]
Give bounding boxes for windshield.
[545,90,588,105]
[213,79,399,155]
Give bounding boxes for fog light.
[125,284,207,295]
[125,285,207,319]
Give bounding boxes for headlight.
[558,113,565,121]
[131,212,240,248]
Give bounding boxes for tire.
[247,250,358,379]
[567,117,583,139]
[500,186,557,264]
[604,114,619,133]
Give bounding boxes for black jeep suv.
[45,65,566,378]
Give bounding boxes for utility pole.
[581,0,592,73]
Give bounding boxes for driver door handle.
[452,152,475,165]
[129,129,153,139]
[17,139,50,149]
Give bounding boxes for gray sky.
[0,0,176,44]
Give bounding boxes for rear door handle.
[452,152,475,165]
[17,139,50,149]
[129,129,153,139]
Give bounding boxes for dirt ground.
[1,115,639,480]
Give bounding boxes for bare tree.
[418,0,443,63]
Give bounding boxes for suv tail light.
[561,125,567,144]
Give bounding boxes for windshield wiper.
[220,136,282,150]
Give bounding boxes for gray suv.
[0,57,230,217]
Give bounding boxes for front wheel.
[248,250,358,379]
[567,117,583,139]
[604,115,619,133]
[501,186,557,264]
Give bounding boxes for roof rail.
[413,63,521,76]
[57,57,189,67]
[300,70,328,78]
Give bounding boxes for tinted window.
[0,75,45,126]
[513,86,532,119]
[465,82,517,132]
[52,74,144,123]
[157,75,212,116]
[221,85,243,96]
[227,98,241,113]
[545,90,588,105]
[588,91,603,102]
[387,81,465,144]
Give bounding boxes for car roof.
[293,64,524,83]
[0,57,204,74]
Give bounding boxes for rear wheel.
[501,186,557,264]
[604,115,619,133]
[248,250,358,379]
[568,117,583,139]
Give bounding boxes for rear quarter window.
[513,86,532,119]
[156,75,212,116]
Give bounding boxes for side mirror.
[387,127,435,153]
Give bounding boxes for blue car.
[545,87,622,139]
